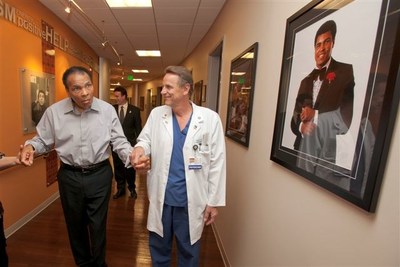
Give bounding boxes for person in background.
[131,66,226,266]
[0,152,21,171]
[19,66,135,267]
[0,201,7,267]
[0,148,22,267]
[112,86,142,199]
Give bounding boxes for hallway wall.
[0,0,398,266]
[181,0,399,266]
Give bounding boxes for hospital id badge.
[188,156,202,170]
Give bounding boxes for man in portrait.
[31,89,48,126]
[291,20,355,188]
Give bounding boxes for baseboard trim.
[212,223,230,267]
[5,192,60,238]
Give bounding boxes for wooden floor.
[6,175,225,266]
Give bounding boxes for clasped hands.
[300,106,316,136]
[130,147,151,173]
[19,145,33,166]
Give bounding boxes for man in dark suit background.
[291,20,355,187]
[112,86,142,199]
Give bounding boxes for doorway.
[207,41,223,112]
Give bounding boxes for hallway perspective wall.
[183,0,399,266]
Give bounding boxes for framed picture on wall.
[20,68,55,134]
[192,80,203,106]
[202,85,207,102]
[225,42,258,147]
[270,0,400,212]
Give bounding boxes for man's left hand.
[204,206,218,226]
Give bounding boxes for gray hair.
[164,66,193,95]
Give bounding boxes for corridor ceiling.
[38,0,226,87]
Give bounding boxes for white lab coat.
[136,103,226,244]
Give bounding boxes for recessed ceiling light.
[136,50,161,57]
[241,52,254,59]
[231,72,245,76]
[132,69,149,73]
[106,0,152,8]
[133,78,143,81]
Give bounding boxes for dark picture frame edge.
[225,42,259,147]
[193,80,203,106]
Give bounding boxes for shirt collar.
[119,102,128,110]
[62,97,100,114]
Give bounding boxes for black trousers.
[111,152,136,192]
[58,162,112,267]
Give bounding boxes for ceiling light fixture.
[231,72,246,76]
[106,0,152,8]
[132,69,149,73]
[101,40,109,47]
[64,0,72,13]
[65,1,122,65]
[241,52,254,59]
[136,50,161,57]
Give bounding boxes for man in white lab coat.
[131,66,226,267]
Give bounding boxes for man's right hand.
[300,106,315,122]
[20,145,35,166]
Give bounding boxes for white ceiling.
[38,0,226,87]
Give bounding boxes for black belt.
[61,160,109,174]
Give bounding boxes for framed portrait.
[202,85,207,102]
[20,68,55,134]
[226,42,258,147]
[193,80,203,106]
[270,0,400,212]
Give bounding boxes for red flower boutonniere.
[326,72,336,84]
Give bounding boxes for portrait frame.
[202,85,207,102]
[270,0,400,212]
[226,42,258,147]
[192,80,203,106]
[20,68,55,134]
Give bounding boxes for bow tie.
[312,67,327,80]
